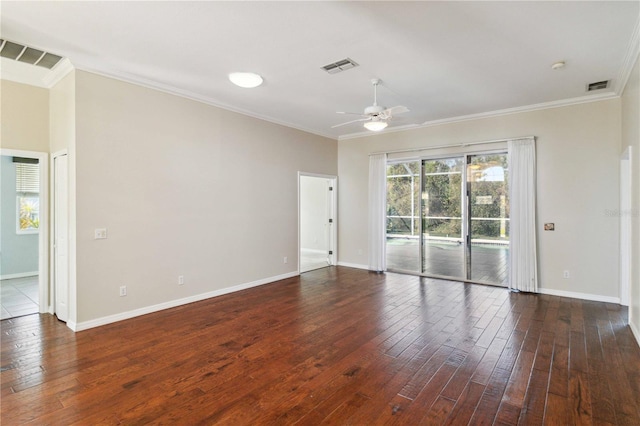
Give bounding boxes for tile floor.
[1,276,39,320]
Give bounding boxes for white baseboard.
[537,287,621,304]
[0,271,38,280]
[337,261,369,270]
[630,320,640,347]
[301,248,327,255]
[70,271,299,332]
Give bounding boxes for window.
[15,160,40,234]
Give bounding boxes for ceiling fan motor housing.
[365,105,385,116]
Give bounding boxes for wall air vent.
[321,58,359,74]
[0,39,63,69]
[586,80,610,92]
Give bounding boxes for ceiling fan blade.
[331,118,370,128]
[384,105,410,116]
[336,111,367,116]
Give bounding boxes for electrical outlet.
[178,275,184,285]
[95,228,108,239]
[119,285,127,296]
[563,270,570,279]
[283,256,288,264]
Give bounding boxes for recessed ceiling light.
[228,72,263,88]
[551,61,565,70]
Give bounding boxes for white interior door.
[54,154,69,322]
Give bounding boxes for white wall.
[621,55,640,339]
[338,99,622,301]
[73,71,337,324]
[300,176,329,252]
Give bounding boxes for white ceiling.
[1,1,638,140]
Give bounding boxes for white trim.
[69,271,299,332]
[538,287,620,304]
[0,272,38,280]
[42,58,75,88]
[301,248,327,255]
[620,147,632,306]
[0,149,49,314]
[630,320,640,347]
[337,261,369,270]
[0,57,74,89]
[614,16,640,95]
[339,92,617,141]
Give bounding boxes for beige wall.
[621,55,640,339]
[50,71,76,154]
[338,99,622,300]
[49,71,77,322]
[0,80,49,151]
[74,71,337,323]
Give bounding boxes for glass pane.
[468,154,509,285]
[18,195,40,232]
[386,162,420,272]
[422,157,464,279]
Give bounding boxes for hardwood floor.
[2,267,639,425]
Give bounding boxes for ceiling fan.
[333,78,409,132]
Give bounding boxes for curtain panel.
[508,138,538,292]
[368,153,387,272]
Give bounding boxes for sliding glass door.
[422,157,465,279]
[386,151,509,286]
[467,154,509,285]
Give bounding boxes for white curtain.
[368,153,387,272]
[508,138,538,292]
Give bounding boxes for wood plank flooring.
[2,266,639,425]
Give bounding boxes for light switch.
[94,228,107,239]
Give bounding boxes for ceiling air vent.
[321,58,359,74]
[0,39,63,69]
[586,80,610,92]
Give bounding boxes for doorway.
[0,149,48,319]
[386,151,509,286]
[299,173,337,273]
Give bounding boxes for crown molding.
[73,65,338,141]
[338,91,619,141]
[614,15,640,95]
[42,58,74,87]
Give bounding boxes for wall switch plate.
[119,285,127,296]
[283,256,288,264]
[95,228,107,239]
[178,275,184,285]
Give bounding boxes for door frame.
[51,150,69,320]
[298,172,338,274]
[0,148,49,313]
[620,146,632,307]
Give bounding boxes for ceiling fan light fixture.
[228,72,263,88]
[364,119,388,132]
